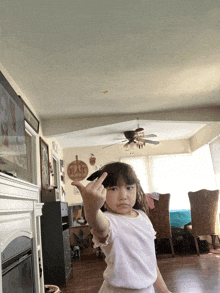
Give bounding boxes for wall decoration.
[67,155,88,181]
[40,137,50,189]
[19,95,39,133]
[89,153,96,166]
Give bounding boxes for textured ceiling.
[1,1,220,147]
[54,120,207,148]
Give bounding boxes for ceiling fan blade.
[102,141,125,149]
[143,134,157,138]
[135,127,144,132]
[143,139,160,145]
[114,138,129,142]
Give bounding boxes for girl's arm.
[154,265,172,293]
[71,172,110,239]
[85,209,110,239]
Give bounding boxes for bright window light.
[120,157,149,193]
[149,144,216,210]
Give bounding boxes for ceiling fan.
[123,129,159,148]
[102,124,160,149]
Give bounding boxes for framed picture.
[0,71,26,170]
[19,96,39,133]
[39,137,50,189]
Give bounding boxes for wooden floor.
[59,246,220,293]
[60,254,106,293]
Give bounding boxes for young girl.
[72,162,172,293]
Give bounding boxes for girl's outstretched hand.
[71,172,108,212]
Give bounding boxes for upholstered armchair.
[149,193,175,257]
[186,189,220,255]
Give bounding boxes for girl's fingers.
[97,184,105,194]
[71,172,107,198]
[95,172,108,186]
[101,188,107,197]
[71,181,84,192]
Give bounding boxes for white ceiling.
[1,1,220,147]
[54,119,207,148]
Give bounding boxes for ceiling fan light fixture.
[136,140,144,149]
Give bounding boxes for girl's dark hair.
[93,162,149,215]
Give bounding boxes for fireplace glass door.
[2,236,34,293]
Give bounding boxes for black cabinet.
[41,202,72,286]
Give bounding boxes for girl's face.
[105,177,137,217]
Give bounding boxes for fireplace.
[0,172,44,293]
[2,236,34,293]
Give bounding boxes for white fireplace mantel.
[0,172,44,293]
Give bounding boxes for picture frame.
[19,95,39,133]
[39,137,50,189]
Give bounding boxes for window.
[149,145,216,210]
[121,146,216,210]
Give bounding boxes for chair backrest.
[149,193,172,239]
[188,189,219,236]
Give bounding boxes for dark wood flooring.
[60,254,106,293]
[59,246,220,293]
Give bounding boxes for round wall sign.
[67,155,89,181]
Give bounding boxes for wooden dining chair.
[187,189,220,255]
[149,193,175,257]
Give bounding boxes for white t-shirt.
[92,209,157,290]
